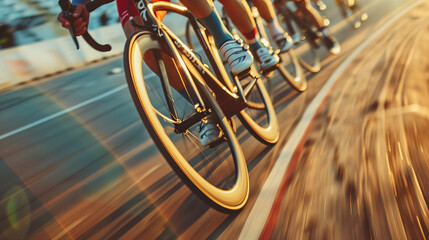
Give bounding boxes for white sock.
[244,28,260,45]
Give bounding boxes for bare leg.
[251,0,277,22]
[218,0,255,35]
[179,0,212,18]
[295,0,325,29]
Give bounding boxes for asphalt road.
[1,0,428,239]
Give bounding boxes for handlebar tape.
[82,32,112,52]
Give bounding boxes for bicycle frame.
[131,0,259,119]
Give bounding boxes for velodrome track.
[1,0,429,239]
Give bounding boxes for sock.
[267,17,284,37]
[198,10,234,48]
[243,27,262,53]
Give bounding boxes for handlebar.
[58,0,113,52]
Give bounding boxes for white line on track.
[0,84,128,141]
[238,1,423,239]
[0,70,160,142]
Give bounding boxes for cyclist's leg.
[217,0,279,71]
[179,0,255,76]
[179,0,230,47]
[251,0,293,52]
[294,0,325,29]
[272,0,301,43]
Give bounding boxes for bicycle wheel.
[277,48,307,91]
[238,71,279,144]
[296,29,322,73]
[124,31,249,211]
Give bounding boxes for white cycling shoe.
[291,33,301,44]
[253,41,280,73]
[199,115,222,147]
[274,33,293,53]
[220,39,254,76]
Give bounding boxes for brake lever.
[58,0,112,52]
[58,0,80,49]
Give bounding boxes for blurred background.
[0,0,118,48]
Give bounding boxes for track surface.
[1,0,429,239]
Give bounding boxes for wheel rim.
[279,49,308,91]
[239,77,279,144]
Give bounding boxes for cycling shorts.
[116,0,170,27]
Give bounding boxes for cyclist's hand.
[57,4,89,36]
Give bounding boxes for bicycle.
[59,0,279,211]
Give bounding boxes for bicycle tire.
[296,38,321,73]
[238,71,279,144]
[124,31,249,211]
[277,51,307,91]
